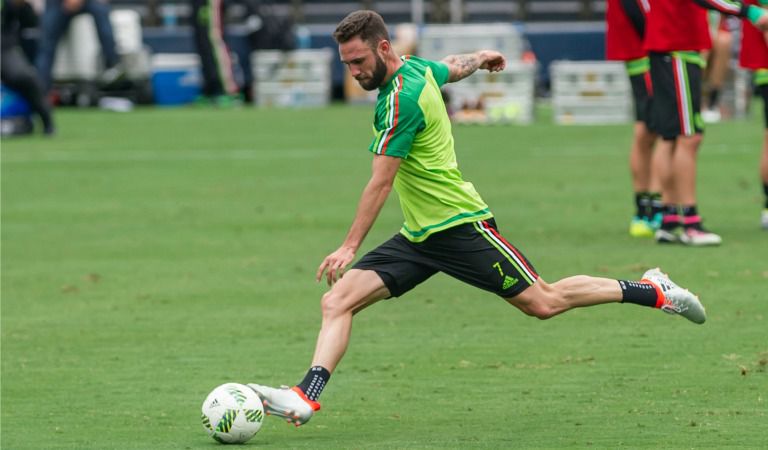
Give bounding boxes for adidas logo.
[209,399,220,408]
[502,276,518,290]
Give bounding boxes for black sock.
[618,280,659,308]
[681,204,698,218]
[649,193,663,219]
[763,183,768,208]
[636,192,650,219]
[708,89,720,109]
[680,204,701,229]
[296,366,331,402]
[661,204,680,230]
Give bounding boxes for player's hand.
[757,13,768,32]
[63,0,84,12]
[316,245,356,286]
[479,50,506,73]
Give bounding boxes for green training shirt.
[369,55,493,242]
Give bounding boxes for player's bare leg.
[630,122,657,193]
[505,269,705,324]
[674,134,721,245]
[310,269,390,372]
[672,134,702,207]
[248,269,389,426]
[629,122,659,236]
[505,276,620,319]
[653,139,681,243]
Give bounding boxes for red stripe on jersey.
[379,74,403,156]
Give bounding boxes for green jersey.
[369,55,492,242]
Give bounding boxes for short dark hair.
[332,10,390,46]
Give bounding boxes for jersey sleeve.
[368,94,425,158]
[692,0,748,16]
[423,59,450,87]
[619,0,647,38]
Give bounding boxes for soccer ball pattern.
[201,383,264,444]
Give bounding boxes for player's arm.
[441,50,506,83]
[693,0,768,30]
[316,154,401,285]
[619,0,647,38]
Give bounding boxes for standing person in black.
[1,0,55,135]
[190,0,239,105]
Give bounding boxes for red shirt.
[606,0,648,60]
[740,0,768,69]
[645,0,745,52]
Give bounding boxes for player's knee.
[510,282,559,320]
[319,290,352,319]
[680,133,703,150]
[525,303,558,320]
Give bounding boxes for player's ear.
[377,39,391,56]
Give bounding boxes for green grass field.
[2,104,766,449]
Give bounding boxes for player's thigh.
[424,219,538,298]
[351,233,437,299]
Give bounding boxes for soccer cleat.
[701,108,721,123]
[762,209,768,230]
[648,212,663,231]
[655,228,679,244]
[247,384,319,427]
[642,268,706,324]
[629,217,655,238]
[679,226,722,246]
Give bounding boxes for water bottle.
[296,26,311,49]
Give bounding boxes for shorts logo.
[503,276,518,290]
[493,262,519,290]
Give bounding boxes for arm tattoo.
[442,53,482,82]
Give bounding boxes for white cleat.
[642,268,706,324]
[247,384,319,427]
[762,209,768,230]
[679,227,722,246]
[701,108,721,123]
[655,228,679,244]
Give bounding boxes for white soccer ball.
[201,383,265,444]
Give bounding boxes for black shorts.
[648,52,704,140]
[352,218,538,298]
[629,70,653,124]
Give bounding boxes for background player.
[605,0,662,237]
[738,0,768,228]
[644,0,768,246]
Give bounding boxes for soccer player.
[645,0,768,246]
[248,10,707,427]
[605,0,662,237]
[702,14,739,123]
[738,0,768,228]
[190,0,240,105]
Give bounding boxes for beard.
[358,54,388,91]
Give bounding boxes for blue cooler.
[151,54,202,106]
[1,84,33,136]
